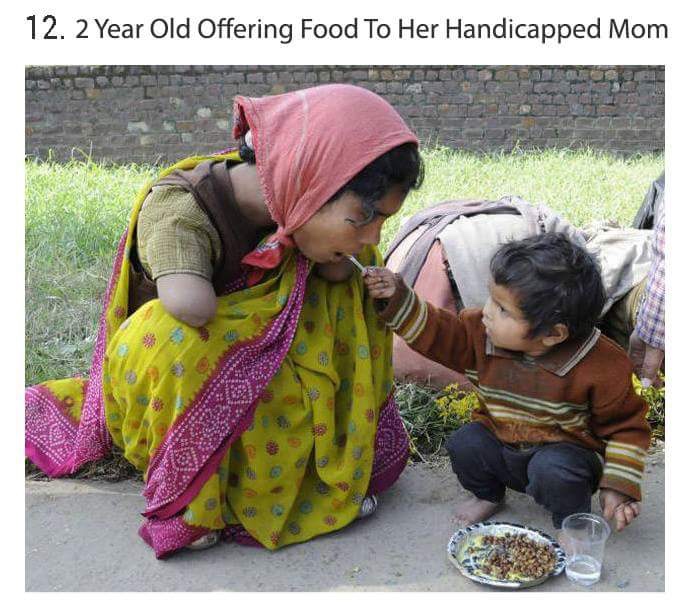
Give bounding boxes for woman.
[25,84,424,558]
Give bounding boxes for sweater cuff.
[599,441,647,501]
[377,274,429,344]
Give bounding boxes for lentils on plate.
[478,533,556,580]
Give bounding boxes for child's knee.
[526,447,597,525]
[445,422,490,465]
[526,446,595,497]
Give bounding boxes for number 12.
[26,15,59,40]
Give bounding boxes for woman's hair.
[238,137,424,224]
[239,139,256,163]
[489,233,606,341]
[328,142,424,225]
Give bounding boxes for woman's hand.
[363,267,398,300]
[156,273,217,327]
[628,329,665,388]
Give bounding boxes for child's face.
[482,282,540,353]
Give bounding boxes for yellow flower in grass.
[631,374,665,442]
[435,384,479,423]
[631,373,665,400]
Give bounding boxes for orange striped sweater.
[380,275,651,501]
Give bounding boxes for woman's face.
[292,185,407,263]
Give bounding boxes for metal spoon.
[346,254,366,273]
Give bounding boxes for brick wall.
[25,65,664,164]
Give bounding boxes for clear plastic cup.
[561,513,611,586]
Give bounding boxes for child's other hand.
[600,488,641,531]
[362,267,398,300]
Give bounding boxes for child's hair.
[489,233,606,340]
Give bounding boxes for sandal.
[186,530,221,551]
[358,494,378,519]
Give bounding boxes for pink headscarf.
[233,84,418,281]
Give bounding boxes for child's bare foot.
[453,497,502,525]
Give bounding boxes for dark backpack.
[633,172,665,230]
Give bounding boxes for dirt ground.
[25,448,664,592]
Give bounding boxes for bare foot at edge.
[452,497,502,526]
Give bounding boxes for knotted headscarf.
[233,84,418,281]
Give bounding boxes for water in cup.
[561,513,611,587]
[565,554,602,586]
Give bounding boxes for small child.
[364,233,650,531]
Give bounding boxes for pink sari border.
[138,518,265,559]
[25,385,80,477]
[138,516,211,559]
[366,393,410,496]
[222,525,264,548]
[141,405,255,520]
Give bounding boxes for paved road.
[26,450,664,591]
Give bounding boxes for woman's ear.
[541,323,569,348]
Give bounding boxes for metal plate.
[447,521,566,589]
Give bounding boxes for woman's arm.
[156,273,217,327]
[138,186,220,327]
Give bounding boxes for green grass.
[26,160,156,384]
[25,148,664,472]
[380,147,663,248]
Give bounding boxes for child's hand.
[362,267,398,300]
[599,488,641,531]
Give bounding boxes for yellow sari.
[26,154,409,557]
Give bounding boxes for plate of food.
[447,521,566,589]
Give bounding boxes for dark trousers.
[445,422,603,528]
